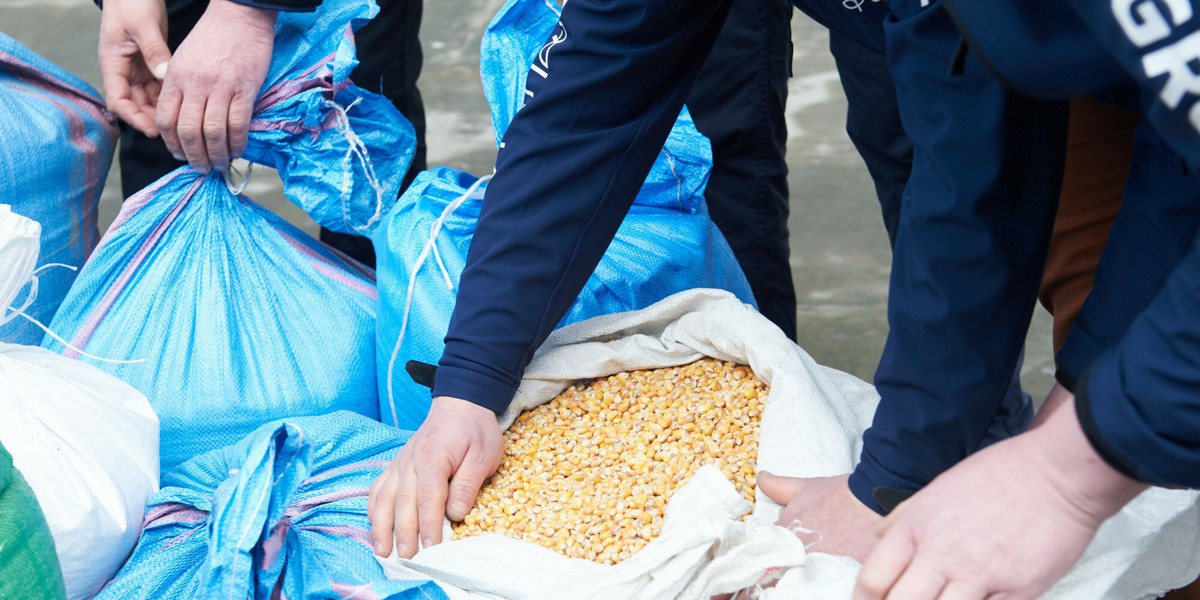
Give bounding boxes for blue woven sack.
[43,0,414,472]
[373,0,755,429]
[97,412,445,600]
[239,0,415,234]
[45,170,381,474]
[0,34,117,345]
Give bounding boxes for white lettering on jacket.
[1113,0,1200,136]
[1114,0,1193,47]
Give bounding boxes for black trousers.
[688,0,797,340]
[116,0,427,268]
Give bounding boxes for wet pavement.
[0,0,1055,398]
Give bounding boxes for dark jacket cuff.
[228,0,320,12]
[849,456,923,516]
[1074,367,1143,482]
[431,360,518,416]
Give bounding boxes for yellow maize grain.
[451,358,767,565]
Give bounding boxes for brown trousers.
[1040,97,1137,353]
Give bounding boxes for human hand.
[758,473,881,562]
[155,0,275,173]
[369,396,504,559]
[98,0,171,136]
[853,398,1146,600]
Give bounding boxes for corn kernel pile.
[452,358,767,565]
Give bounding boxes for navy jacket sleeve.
[849,0,1069,512]
[433,0,733,412]
[95,0,321,11]
[1055,124,1200,389]
[228,0,320,12]
[1075,229,1200,487]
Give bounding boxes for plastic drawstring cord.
[2,263,147,364]
[384,171,492,426]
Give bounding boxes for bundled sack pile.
[0,33,117,345]
[44,0,415,474]
[99,412,445,600]
[381,289,1200,599]
[0,205,160,600]
[373,0,756,430]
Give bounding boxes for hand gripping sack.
[0,205,159,600]
[43,0,416,474]
[99,412,446,600]
[238,0,416,234]
[0,441,66,600]
[373,0,755,429]
[0,34,117,344]
[382,290,1200,599]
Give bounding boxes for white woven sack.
[381,289,1200,599]
[0,205,161,599]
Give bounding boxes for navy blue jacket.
[434,0,1072,514]
[942,0,1200,487]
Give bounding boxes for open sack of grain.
[378,289,1200,599]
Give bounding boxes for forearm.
[434,0,733,413]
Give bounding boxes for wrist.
[433,396,500,422]
[1029,397,1147,523]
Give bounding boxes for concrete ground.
[0,0,1055,398]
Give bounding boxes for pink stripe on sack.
[255,77,331,112]
[260,519,293,569]
[8,79,102,250]
[286,487,370,517]
[278,232,377,300]
[66,176,205,356]
[247,118,319,137]
[159,527,201,551]
[101,171,186,242]
[301,459,388,487]
[0,50,115,129]
[302,524,373,550]
[330,581,382,600]
[144,503,210,528]
[3,50,118,251]
[325,245,377,282]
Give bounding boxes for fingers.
[156,81,184,161]
[393,461,421,558]
[854,528,915,600]
[100,59,157,137]
[176,95,210,173]
[882,557,948,600]
[937,582,988,600]
[415,455,453,549]
[203,94,232,173]
[228,91,254,161]
[757,471,805,505]
[113,97,160,138]
[368,467,396,556]
[128,22,172,80]
[446,450,491,521]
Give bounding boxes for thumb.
[757,471,806,505]
[130,24,172,79]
